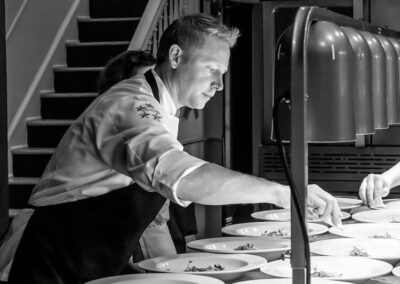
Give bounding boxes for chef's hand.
[359,174,390,207]
[307,184,342,226]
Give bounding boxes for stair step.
[12,147,55,178]
[53,66,103,93]
[66,41,129,67]
[27,119,74,148]
[78,17,140,42]
[89,0,148,18]
[9,177,38,208]
[41,92,98,119]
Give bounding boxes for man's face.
[172,36,230,109]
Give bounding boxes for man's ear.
[169,44,183,69]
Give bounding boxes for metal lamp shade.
[306,21,356,142]
[376,35,400,125]
[388,37,400,124]
[360,31,389,129]
[341,27,374,135]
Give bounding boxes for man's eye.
[208,67,216,73]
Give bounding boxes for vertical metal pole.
[354,0,367,148]
[0,0,9,238]
[291,7,309,284]
[251,3,265,177]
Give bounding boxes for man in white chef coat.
[0,14,342,284]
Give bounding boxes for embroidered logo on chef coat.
[136,103,162,121]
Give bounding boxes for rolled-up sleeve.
[152,149,207,206]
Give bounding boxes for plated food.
[221,221,328,238]
[260,256,393,283]
[187,236,290,261]
[137,252,267,282]
[352,209,400,223]
[329,223,400,239]
[310,237,400,264]
[251,209,350,222]
[85,273,224,284]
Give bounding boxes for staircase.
[9,0,149,213]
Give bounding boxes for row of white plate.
[86,253,399,284]
[85,197,400,283]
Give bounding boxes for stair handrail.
[128,0,166,52]
[129,0,198,55]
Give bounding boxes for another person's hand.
[306,184,342,226]
[359,174,390,207]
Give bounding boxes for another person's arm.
[359,162,400,206]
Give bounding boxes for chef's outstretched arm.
[177,163,342,225]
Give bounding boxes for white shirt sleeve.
[95,89,206,206]
[154,149,207,206]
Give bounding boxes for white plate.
[221,222,328,238]
[260,256,393,283]
[137,253,267,282]
[233,279,355,284]
[393,266,400,277]
[352,209,400,223]
[310,237,400,264]
[335,197,362,210]
[384,199,400,211]
[251,209,350,222]
[85,273,224,284]
[187,237,290,261]
[329,223,400,239]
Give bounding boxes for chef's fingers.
[313,195,330,216]
[375,176,390,198]
[365,174,375,207]
[306,184,325,214]
[373,177,384,201]
[307,184,342,225]
[359,178,367,205]
[328,198,342,226]
[319,194,342,225]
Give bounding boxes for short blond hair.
[156,14,240,64]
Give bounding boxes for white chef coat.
[0,70,206,281]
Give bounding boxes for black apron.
[8,70,166,284]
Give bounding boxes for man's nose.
[212,74,224,91]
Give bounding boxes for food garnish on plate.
[349,246,369,256]
[370,232,394,239]
[262,229,289,237]
[183,260,225,272]
[311,266,343,278]
[234,243,257,251]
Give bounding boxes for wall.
[5,0,25,35]
[6,0,89,174]
[371,0,400,30]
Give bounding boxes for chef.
[0,14,342,284]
